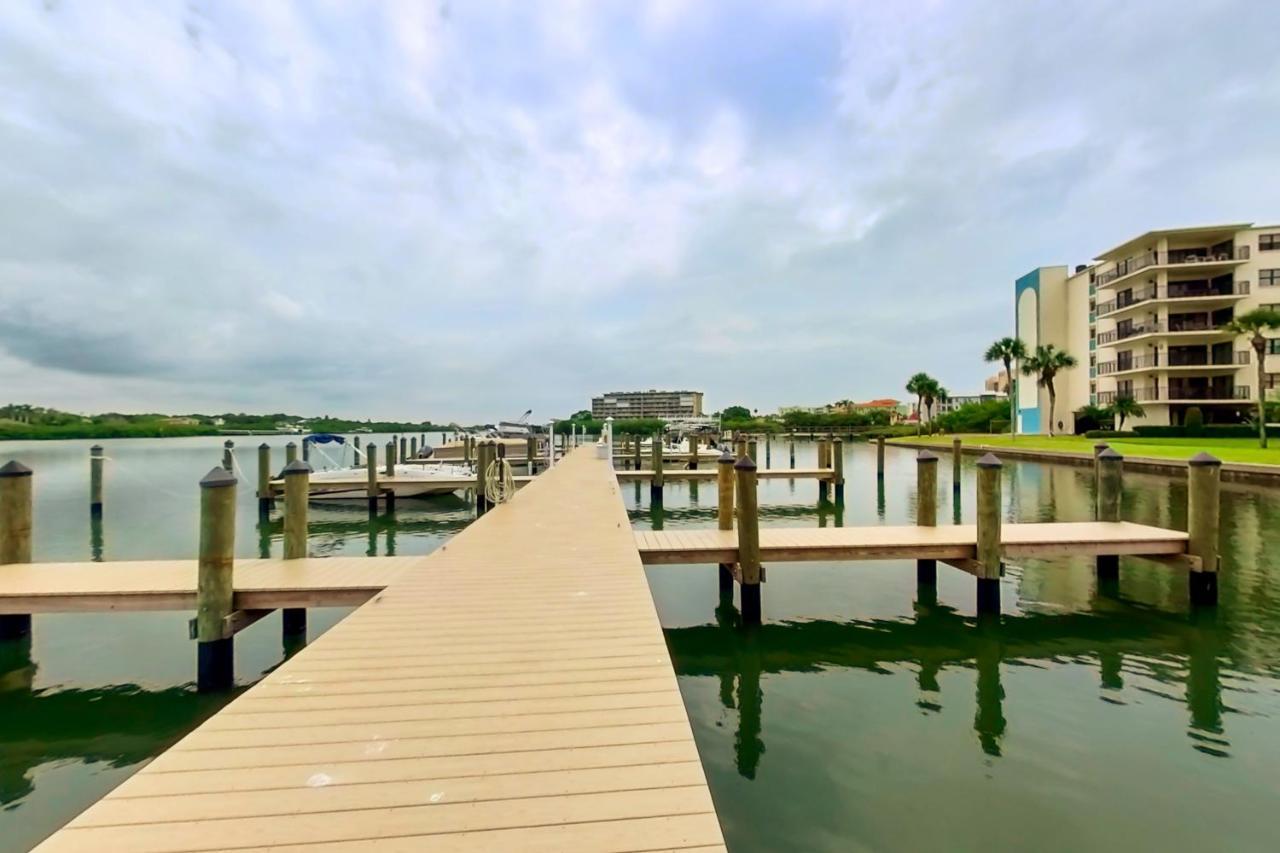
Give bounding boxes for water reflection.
[668,596,1243,777]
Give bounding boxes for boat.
[305,462,475,500]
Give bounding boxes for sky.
[2,0,1279,423]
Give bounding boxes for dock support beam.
[650,433,664,503]
[0,461,34,641]
[1096,448,1123,587]
[365,443,378,513]
[281,460,311,639]
[975,453,1003,614]
[527,436,537,474]
[1187,452,1221,606]
[789,435,795,469]
[817,438,829,503]
[256,443,272,515]
[688,434,698,470]
[632,436,641,472]
[196,467,237,691]
[89,445,105,517]
[832,438,845,503]
[747,438,758,465]
[951,437,962,492]
[916,451,938,586]
[476,441,492,516]
[735,453,762,625]
[716,450,734,599]
[410,436,418,460]
[877,436,886,480]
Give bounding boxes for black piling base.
[818,483,829,503]
[1189,572,1218,606]
[1096,554,1119,583]
[385,492,396,513]
[916,559,937,586]
[282,608,307,637]
[834,484,844,504]
[257,497,272,517]
[718,563,734,598]
[0,614,32,641]
[976,577,1001,614]
[741,583,761,625]
[90,503,103,519]
[367,497,378,515]
[197,637,234,692]
[650,485,664,503]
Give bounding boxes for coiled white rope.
[484,458,516,504]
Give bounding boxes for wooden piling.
[951,437,962,490]
[789,435,796,469]
[650,433,664,502]
[747,438,758,465]
[281,460,310,637]
[302,438,310,463]
[1096,448,1123,584]
[876,436,886,478]
[385,440,397,476]
[632,436,641,472]
[475,441,492,515]
[256,443,271,513]
[527,435,537,474]
[365,442,378,512]
[975,453,1002,614]
[464,435,472,465]
[222,440,235,472]
[816,437,828,469]
[1187,452,1221,606]
[717,449,735,597]
[89,445,105,516]
[400,436,407,462]
[352,435,361,463]
[0,461,34,640]
[735,454,762,625]
[688,434,699,470]
[410,436,418,459]
[196,467,237,691]
[832,438,845,502]
[764,434,771,469]
[1092,442,1109,513]
[917,451,938,585]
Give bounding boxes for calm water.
[2,437,1279,851]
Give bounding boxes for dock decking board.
[635,521,1189,565]
[32,448,727,853]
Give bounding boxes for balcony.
[1095,319,1237,345]
[1097,386,1250,404]
[1094,280,1250,317]
[1094,246,1250,288]
[1095,351,1248,375]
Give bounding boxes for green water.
[2,437,1279,851]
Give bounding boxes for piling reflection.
[667,598,1241,779]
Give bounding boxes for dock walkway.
[34,449,726,852]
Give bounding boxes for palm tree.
[1109,395,1145,432]
[984,337,1027,439]
[1220,308,1280,448]
[922,379,948,427]
[906,372,932,435]
[1020,344,1077,436]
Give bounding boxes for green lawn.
[891,433,1280,466]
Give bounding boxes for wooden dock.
[31,449,726,852]
[635,522,1190,566]
[617,467,833,483]
[0,556,417,613]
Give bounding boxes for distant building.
[162,416,199,426]
[936,392,1006,416]
[778,405,826,415]
[985,370,1011,394]
[591,389,704,420]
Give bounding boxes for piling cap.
[286,441,297,448]
[917,450,938,463]
[1188,451,1222,467]
[1098,447,1123,461]
[0,460,33,478]
[283,459,313,475]
[200,467,237,488]
[259,442,270,449]
[224,439,234,447]
[734,455,757,472]
[975,453,1003,469]
[1093,442,1110,451]
[90,444,103,453]
[718,449,734,464]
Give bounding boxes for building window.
[1260,269,1280,287]
[1269,339,1280,356]
[1267,373,1280,389]
[1261,233,1280,251]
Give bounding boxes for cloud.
[0,0,1277,420]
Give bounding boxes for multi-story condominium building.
[591,389,704,420]
[1015,223,1280,434]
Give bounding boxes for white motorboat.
[306,462,474,500]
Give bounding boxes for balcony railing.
[1095,246,1251,287]
[1094,280,1250,315]
[1097,351,1250,372]
[1097,386,1250,404]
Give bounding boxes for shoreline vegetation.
[893,433,1280,467]
[0,405,448,442]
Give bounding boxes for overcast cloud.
[2,0,1279,421]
